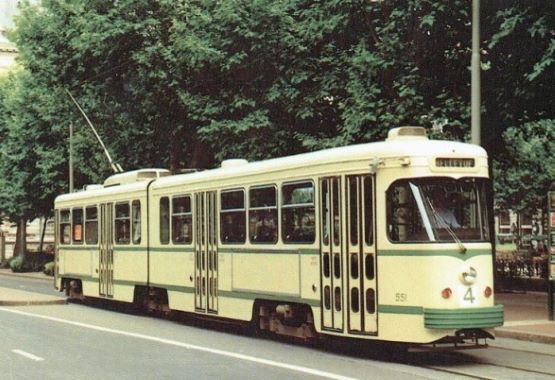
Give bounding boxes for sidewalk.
[0,269,554,344]
[0,268,66,306]
[494,291,555,344]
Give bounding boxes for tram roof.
[151,137,487,190]
[55,135,487,204]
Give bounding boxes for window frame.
[85,205,99,245]
[281,180,316,244]
[132,200,141,245]
[72,207,84,245]
[220,188,246,244]
[172,195,193,245]
[114,202,131,245]
[160,197,170,245]
[249,185,278,244]
[60,209,71,245]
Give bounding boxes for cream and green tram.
[55,127,503,346]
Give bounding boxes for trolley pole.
[471,0,481,146]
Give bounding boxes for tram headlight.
[484,286,493,298]
[460,266,477,285]
[441,288,452,299]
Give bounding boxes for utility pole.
[471,0,481,145]
[69,122,74,193]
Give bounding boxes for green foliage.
[8,252,54,273]
[9,254,25,272]
[43,261,55,276]
[0,0,552,226]
[494,119,555,215]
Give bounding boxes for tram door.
[345,175,377,334]
[194,192,218,314]
[320,176,377,334]
[99,203,114,298]
[320,177,344,331]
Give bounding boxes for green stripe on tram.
[59,274,319,306]
[378,304,424,315]
[379,248,491,260]
[59,246,318,255]
[218,247,319,255]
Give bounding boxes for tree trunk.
[39,217,47,253]
[13,218,27,257]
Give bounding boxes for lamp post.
[471,0,481,146]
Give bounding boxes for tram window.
[321,180,330,246]
[323,253,330,278]
[332,179,340,246]
[172,196,192,244]
[387,178,491,242]
[348,177,359,246]
[350,253,359,279]
[85,206,98,245]
[115,203,130,244]
[72,208,83,244]
[365,253,375,280]
[363,176,374,245]
[220,190,246,244]
[324,286,331,310]
[333,253,341,278]
[60,209,71,244]
[351,288,360,313]
[160,197,170,244]
[366,289,376,314]
[282,182,315,243]
[334,287,342,311]
[249,186,277,244]
[132,200,141,244]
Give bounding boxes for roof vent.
[221,159,248,169]
[104,169,171,187]
[386,126,428,141]
[83,184,103,191]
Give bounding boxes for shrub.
[9,254,26,272]
[43,261,55,276]
[9,252,54,272]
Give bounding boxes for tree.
[493,119,555,217]
[5,0,554,235]
[482,1,555,153]
[0,69,70,255]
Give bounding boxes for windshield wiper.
[425,197,467,254]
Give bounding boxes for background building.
[0,0,19,74]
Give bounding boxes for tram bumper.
[423,305,504,330]
[419,304,503,347]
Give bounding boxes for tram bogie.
[54,126,503,347]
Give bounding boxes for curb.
[0,270,53,282]
[0,299,67,307]
[495,328,555,345]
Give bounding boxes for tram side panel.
[148,193,196,312]
[56,206,99,298]
[55,188,150,303]
[111,197,149,303]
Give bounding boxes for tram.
[54,126,504,346]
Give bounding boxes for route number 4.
[463,287,476,304]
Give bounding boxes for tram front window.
[387,178,490,243]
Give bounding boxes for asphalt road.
[0,275,58,296]
[1,276,555,379]
[0,302,442,380]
